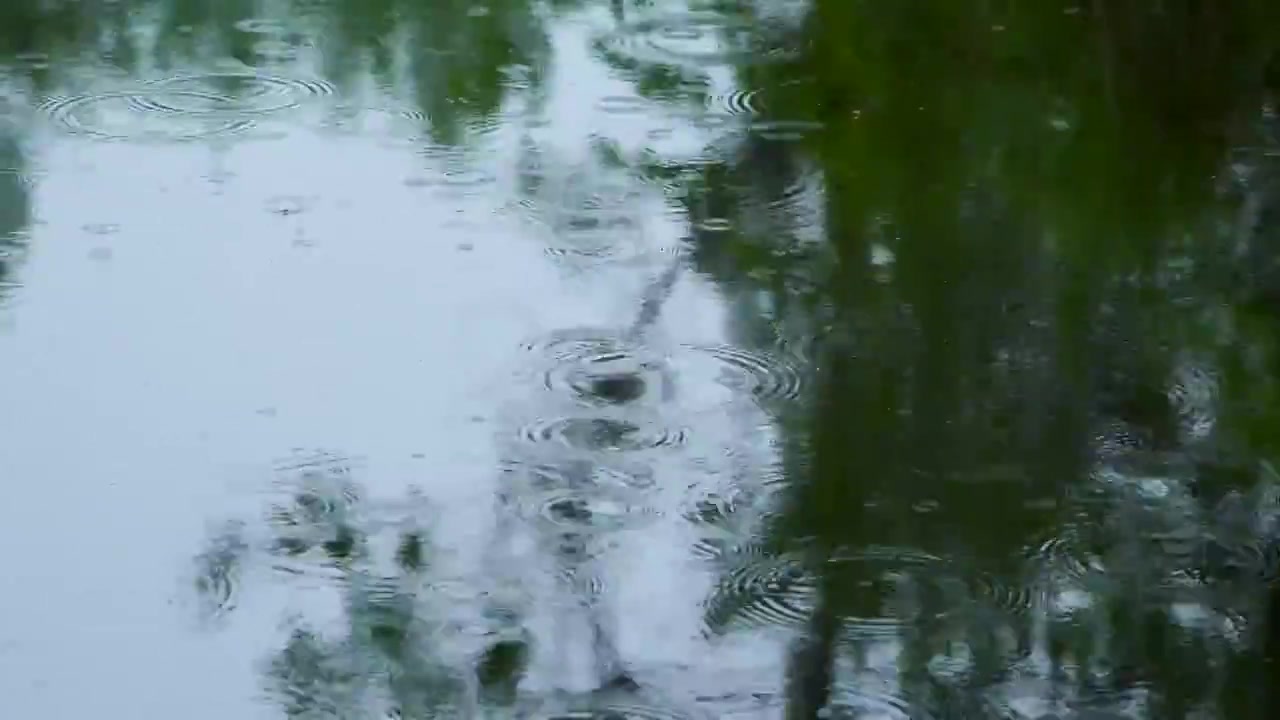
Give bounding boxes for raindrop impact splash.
[519,328,673,407]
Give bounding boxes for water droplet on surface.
[83,222,120,235]
[266,196,307,216]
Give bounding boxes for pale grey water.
[0,3,794,717]
[4,2,1280,719]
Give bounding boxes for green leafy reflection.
[193,453,528,719]
[593,1,1280,717]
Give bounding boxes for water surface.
[3,1,1280,719]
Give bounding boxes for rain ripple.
[593,12,797,71]
[137,71,335,115]
[531,184,648,264]
[264,451,366,578]
[577,701,696,719]
[519,328,673,407]
[535,694,698,720]
[702,547,1019,638]
[532,484,660,533]
[704,553,814,631]
[192,520,249,621]
[516,415,687,452]
[682,343,806,405]
[706,88,761,116]
[37,71,333,142]
[37,91,256,142]
[827,692,921,720]
[509,461,659,534]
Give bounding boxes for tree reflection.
[0,0,551,147]
[0,125,31,306]
[15,0,1280,716]
[607,1,1280,718]
[192,453,508,719]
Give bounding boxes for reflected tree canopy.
[7,0,1280,718]
[627,1,1280,718]
[0,127,30,303]
[193,453,495,719]
[0,0,550,146]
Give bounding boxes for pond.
[2,1,1280,718]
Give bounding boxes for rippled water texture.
[4,1,1280,719]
